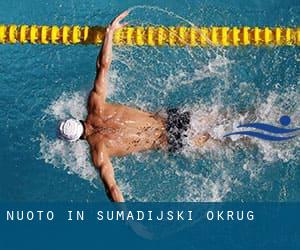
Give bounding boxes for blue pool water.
[0,0,299,202]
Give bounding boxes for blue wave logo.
[224,116,300,141]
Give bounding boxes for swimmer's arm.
[94,11,129,99]
[92,144,125,202]
[93,30,112,99]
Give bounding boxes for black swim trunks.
[166,108,191,153]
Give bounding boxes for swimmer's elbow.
[100,58,111,71]
[96,57,110,72]
[92,156,104,169]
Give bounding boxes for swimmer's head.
[57,118,84,142]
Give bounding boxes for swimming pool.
[0,0,299,202]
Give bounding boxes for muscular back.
[85,91,167,157]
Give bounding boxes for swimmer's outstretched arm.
[92,143,125,202]
[93,11,129,101]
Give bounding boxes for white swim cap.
[58,118,84,142]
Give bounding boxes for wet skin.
[80,11,209,202]
[80,11,162,203]
[84,95,168,157]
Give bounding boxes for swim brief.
[166,108,191,153]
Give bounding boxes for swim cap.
[58,118,84,142]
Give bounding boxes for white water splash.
[38,88,300,202]
[39,92,97,184]
[39,134,97,183]
[46,91,87,120]
[37,6,299,202]
[182,89,300,161]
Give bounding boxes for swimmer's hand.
[107,10,129,33]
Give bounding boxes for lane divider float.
[0,25,299,46]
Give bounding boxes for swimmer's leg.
[192,132,211,147]
[190,115,216,147]
[192,133,254,148]
[189,108,259,148]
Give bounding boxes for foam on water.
[38,6,300,202]
[175,165,234,202]
[38,81,300,202]
[183,89,300,161]
[39,92,98,184]
[39,135,97,183]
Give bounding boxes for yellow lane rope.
[0,25,299,46]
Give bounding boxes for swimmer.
[58,11,210,202]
